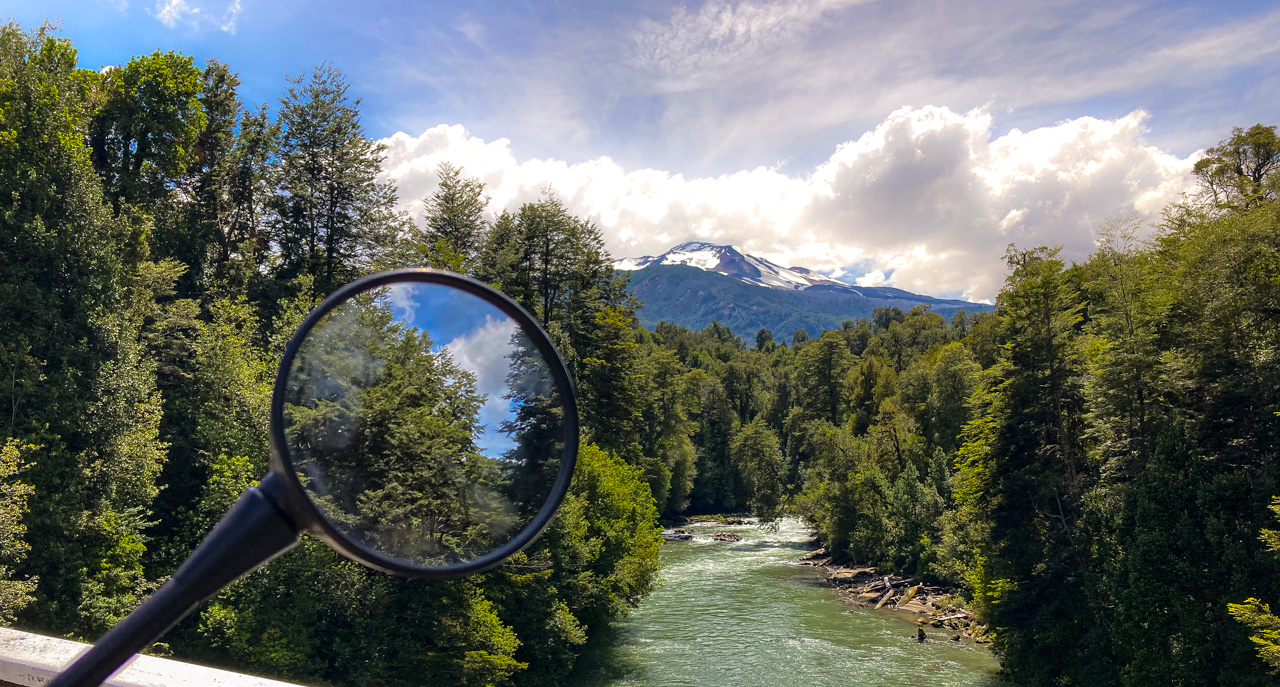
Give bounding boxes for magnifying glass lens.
[281,282,564,569]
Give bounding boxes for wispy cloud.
[631,0,866,91]
[371,1,1278,174]
[151,0,242,33]
[626,0,1280,169]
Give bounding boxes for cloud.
[629,1,1279,169]
[444,316,520,457]
[380,106,1198,301]
[632,0,866,91]
[385,282,419,324]
[151,0,241,32]
[369,1,1278,174]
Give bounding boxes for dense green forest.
[2,22,1280,687]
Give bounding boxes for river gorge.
[570,519,1001,686]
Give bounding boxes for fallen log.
[899,584,921,605]
[874,588,896,610]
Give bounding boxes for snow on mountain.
[621,242,990,337]
[616,242,852,292]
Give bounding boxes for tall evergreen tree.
[421,162,488,269]
[954,246,1110,683]
[271,62,403,296]
[794,331,854,426]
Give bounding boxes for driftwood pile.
[800,550,991,643]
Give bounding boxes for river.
[569,518,1001,687]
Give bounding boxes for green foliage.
[5,22,1280,687]
[272,62,407,296]
[0,23,171,636]
[1228,493,1280,670]
[730,419,786,521]
[421,162,489,269]
[794,331,853,425]
[797,407,944,572]
[846,354,897,435]
[88,50,206,212]
[580,307,646,461]
[899,343,980,453]
[488,443,660,685]
[1230,597,1280,671]
[1192,124,1280,211]
[0,441,36,623]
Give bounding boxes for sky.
[385,283,524,457]
[12,0,1280,300]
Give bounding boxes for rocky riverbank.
[798,548,991,644]
[571,517,1000,686]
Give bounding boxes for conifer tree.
[794,331,853,426]
[421,162,488,269]
[272,62,404,296]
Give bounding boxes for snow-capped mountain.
[616,242,990,338]
[615,242,850,292]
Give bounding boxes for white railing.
[0,628,303,686]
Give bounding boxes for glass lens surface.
[282,281,564,569]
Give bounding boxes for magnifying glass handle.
[49,473,301,687]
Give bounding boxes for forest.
[2,22,1280,687]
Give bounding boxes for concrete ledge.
[0,628,304,686]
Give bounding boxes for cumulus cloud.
[380,106,1197,301]
[385,282,419,324]
[444,316,520,457]
[151,0,241,32]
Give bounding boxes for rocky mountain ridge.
[616,243,990,337]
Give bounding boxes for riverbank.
[669,518,993,645]
[573,518,999,686]
[798,548,992,644]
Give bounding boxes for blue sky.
[12,0,1280,298]
[385,283,523,457]
[385,282,496,351]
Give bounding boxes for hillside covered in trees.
[2,21,1280,687]
[626,262,988,340]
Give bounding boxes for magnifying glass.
[49,270,579,687]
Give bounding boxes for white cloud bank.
[381,106,1198,301]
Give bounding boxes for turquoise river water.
[569,518,1001,687]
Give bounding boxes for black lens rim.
[268,269,580,579]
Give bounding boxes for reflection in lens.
[282,282,563,569]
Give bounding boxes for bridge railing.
[0,628,303,687]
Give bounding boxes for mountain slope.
[617,242,990,337]
[617,242,847,290]
[628,264,989,338]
